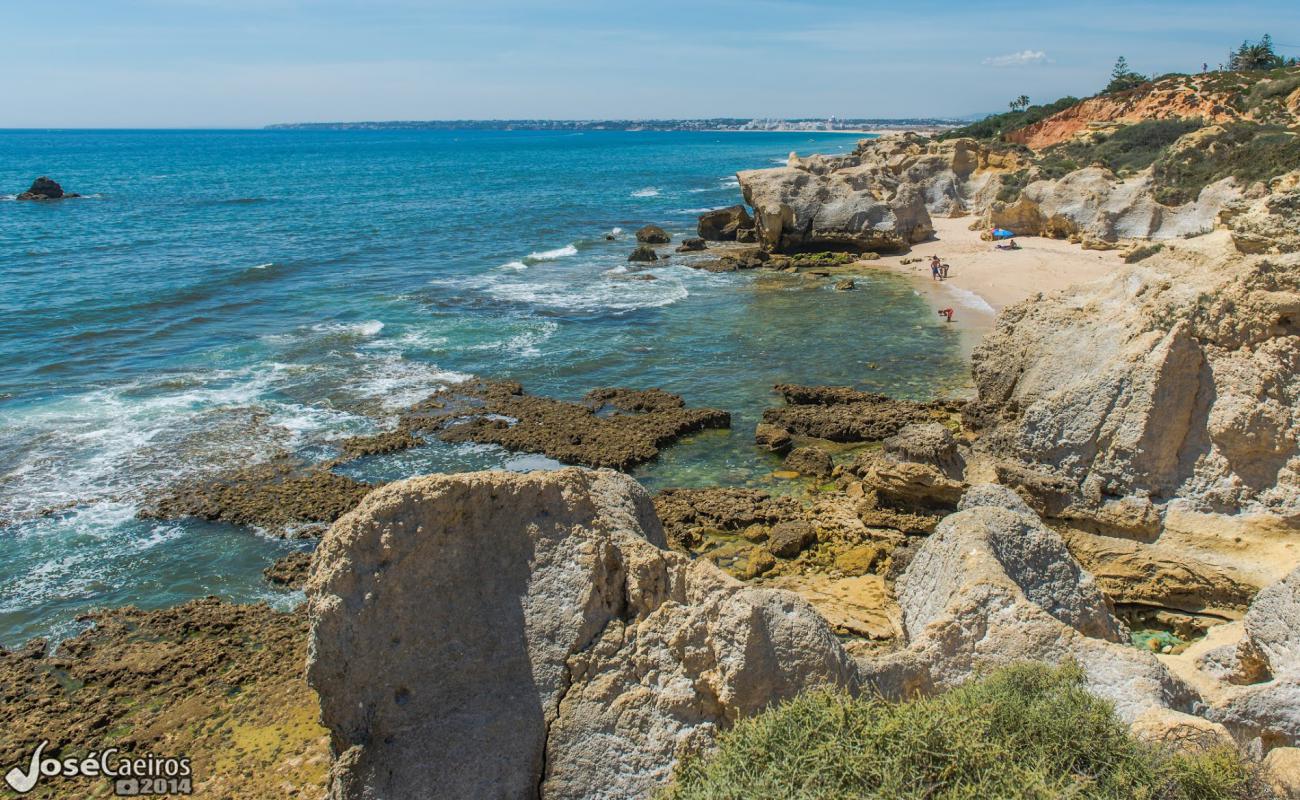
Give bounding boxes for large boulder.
[967,245,1300,525]
[891,485,1196,721]
[696,205,754,241]
[1220,176,1300,254]
[307,468,859,800]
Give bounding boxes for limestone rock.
[892,491,1198,722]
[696,205,754,241]
[782,445,833,479]
[1243,567,1300,679]
[676,237,706,252]
[883,422,965,480]
[307,468,860,800]
[985,168,1240,243]
[833,278,856,291]
[754,422,792,453]
[635,224,671,244]
[1221,179,1300,254]
[1129,707,1235,751]
[1262,747,1300,799]
[967,245,1300,522]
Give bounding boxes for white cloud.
[983,50,1052,68]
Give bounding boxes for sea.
[0,129,968,645]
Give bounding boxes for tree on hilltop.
[1008,95,1031,112]
[1105,56,1148,93]
[1230,34,1286,70]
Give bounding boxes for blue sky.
[3,1,1298,127]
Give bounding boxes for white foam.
[525,244,578,262]
[631,187,660,198]
[251,262,274,270]
[719,178,740,189]
[501,260,528,271]
[484,276,689,313]
[944,285,996,314]
[609,227,623,235]
[311,320,385,337]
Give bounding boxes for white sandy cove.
[866,216,1127,342]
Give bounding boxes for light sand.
[863,216,1128,345]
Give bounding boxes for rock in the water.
[696,205,755,241]
[628,244,659,262]
[754,422,793,453]
[782,445,833,479]
[264,550,313,589]
[307,468,859,800]
[676,237,706,252]
[833,278,856,291]
[966,244,1300,524]
[635,224,671,244]
[763,384,960,444]
[16,176,78,200]
[409,380,729,471]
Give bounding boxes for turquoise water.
[0,129,967,644]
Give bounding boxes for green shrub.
[663,663,1266,800]
[939,96,1082,142]
[1152,122,1300,205]
[1042,119,1205,179]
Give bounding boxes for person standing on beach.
[930,255,941,281]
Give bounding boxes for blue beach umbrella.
[992,228,1016,240]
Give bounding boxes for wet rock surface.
[0,599,328,799]
[782,445,833,478]
[635,224,671,244]
[141,457,375,537]
[761,384,962,443]
[407,380,730,471]
[628,244,659,262]
[16,176,79,200]
[696,205,754,241]
[264,550,313,589]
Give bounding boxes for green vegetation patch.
[1152,122,1300,205]
[938,96,1081,142]
[664,663,1266,800]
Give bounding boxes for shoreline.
[857,216,1128,361]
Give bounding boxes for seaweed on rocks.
[761,384,962,443]
[406,379,730,471]
[140,456,375,537]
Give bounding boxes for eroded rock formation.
[966,242,1300,528]
[307,468,860,800]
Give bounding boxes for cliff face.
[737,134,1023,253]
[966,237,1300,529]
[1007,69,1300,151]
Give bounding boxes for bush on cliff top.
[938,96,1081,142]
[1152,122,1300,205]
[664,663,1266,800]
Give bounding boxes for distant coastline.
[263,118,965,134]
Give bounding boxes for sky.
[3,0,1298,128]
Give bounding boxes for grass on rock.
[663,663,1267,800]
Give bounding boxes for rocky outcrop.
[986,167,1241,243]
[306,469,859,800]
[967,243,1300,526]
[782,445,833,478]
[628,244,659,262]
[635,224,671,244]
[761,384,961,444]
[696,205,754,241]
[16,176,79,200]
[676,237,706,252]
[891,485,1196,722]
[1221,175,1300,254]
[405,380,730,471]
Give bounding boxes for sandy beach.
[865,215,1128,346]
